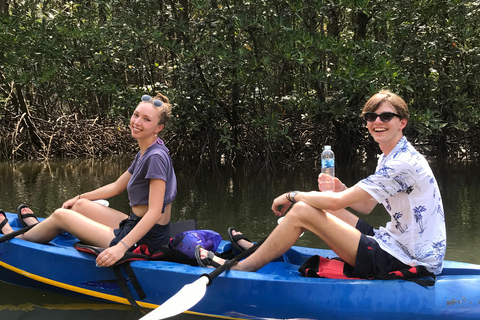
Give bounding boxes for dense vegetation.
[1,0,479,170]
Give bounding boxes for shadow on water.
[0,281,202,320]
[0,157,479,319]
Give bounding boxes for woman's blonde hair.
[151,93,173,127]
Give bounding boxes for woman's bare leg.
[70,198,127,229]
[17,208,115,247]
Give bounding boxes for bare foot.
[198,247,227,268]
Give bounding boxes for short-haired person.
[0,93,176,267]
[197,90,446,278]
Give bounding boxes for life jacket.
[298,255,436,287]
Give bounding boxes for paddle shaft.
[203,237,265,286]
[0,223,38,244]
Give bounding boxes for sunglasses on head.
[363,112,400,122]
[141,95,163,107]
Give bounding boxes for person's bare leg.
[326,207,361,228]
[17,208,115,247]
[200,201,362,271]
[70,198,126,229]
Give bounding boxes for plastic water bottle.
[321,145,335,192]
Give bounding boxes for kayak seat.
[170,219,197,237]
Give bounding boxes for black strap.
[113,263,146,309]
[0,223,38,243]
[123,262,146,299]
[74,243,147,307]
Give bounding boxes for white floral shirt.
[356,137,446,275]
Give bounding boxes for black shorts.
[110,213,170,253]
[343,219,410,278]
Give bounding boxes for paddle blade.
[140,276,210,320]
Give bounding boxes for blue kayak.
[1,211,480,320]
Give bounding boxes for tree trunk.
[12,84,44,151]
[0,0,8,14]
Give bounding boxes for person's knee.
[50,208,71,223]
[286,202,323,224]
[72,198,90,211]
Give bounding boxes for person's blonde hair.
[151,93,173,127]
[362,90,409,120]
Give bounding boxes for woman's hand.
[96,244,127,267]
[271,193,293,217]
[62,195,80,209]
[318,174,347,192]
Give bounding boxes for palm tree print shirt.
[356,137,446,275]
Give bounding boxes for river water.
[0,157,479,319]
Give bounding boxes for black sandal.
[195,245,222,268]
[0,210,9,235]
[227,227,252,253]
[17,204,39,228]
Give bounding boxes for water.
[0,158,479,319]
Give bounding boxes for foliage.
[1,0,479,167]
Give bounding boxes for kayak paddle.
[139,238,264,320]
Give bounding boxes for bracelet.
[286,193,292,202]
[120,240,129,249]
[287,191,299,203]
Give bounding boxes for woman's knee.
[50,208,73,223]
[72,198,91,212]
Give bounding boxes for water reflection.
[0,281,202,320]
[0,158,479,319]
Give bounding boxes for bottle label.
[321,159,334,168]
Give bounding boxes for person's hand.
[318,174,347,192]
[96,244,126,267]
[271,193,292,217]
[62,196,79,209]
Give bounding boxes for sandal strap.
[201,257,221,268]
[20,213,38,220]
[0,212,8,234]
[231,233,251,243]
[0,218,8,230]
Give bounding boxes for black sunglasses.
[363,112,400,122]
[141,95,163,107]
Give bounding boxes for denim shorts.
[110,213,170,253]
[343,219,410,278]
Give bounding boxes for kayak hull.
[1,212,479,320]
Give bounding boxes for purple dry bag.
[168,230,222,259]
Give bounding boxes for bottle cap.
[324,145,331,150]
